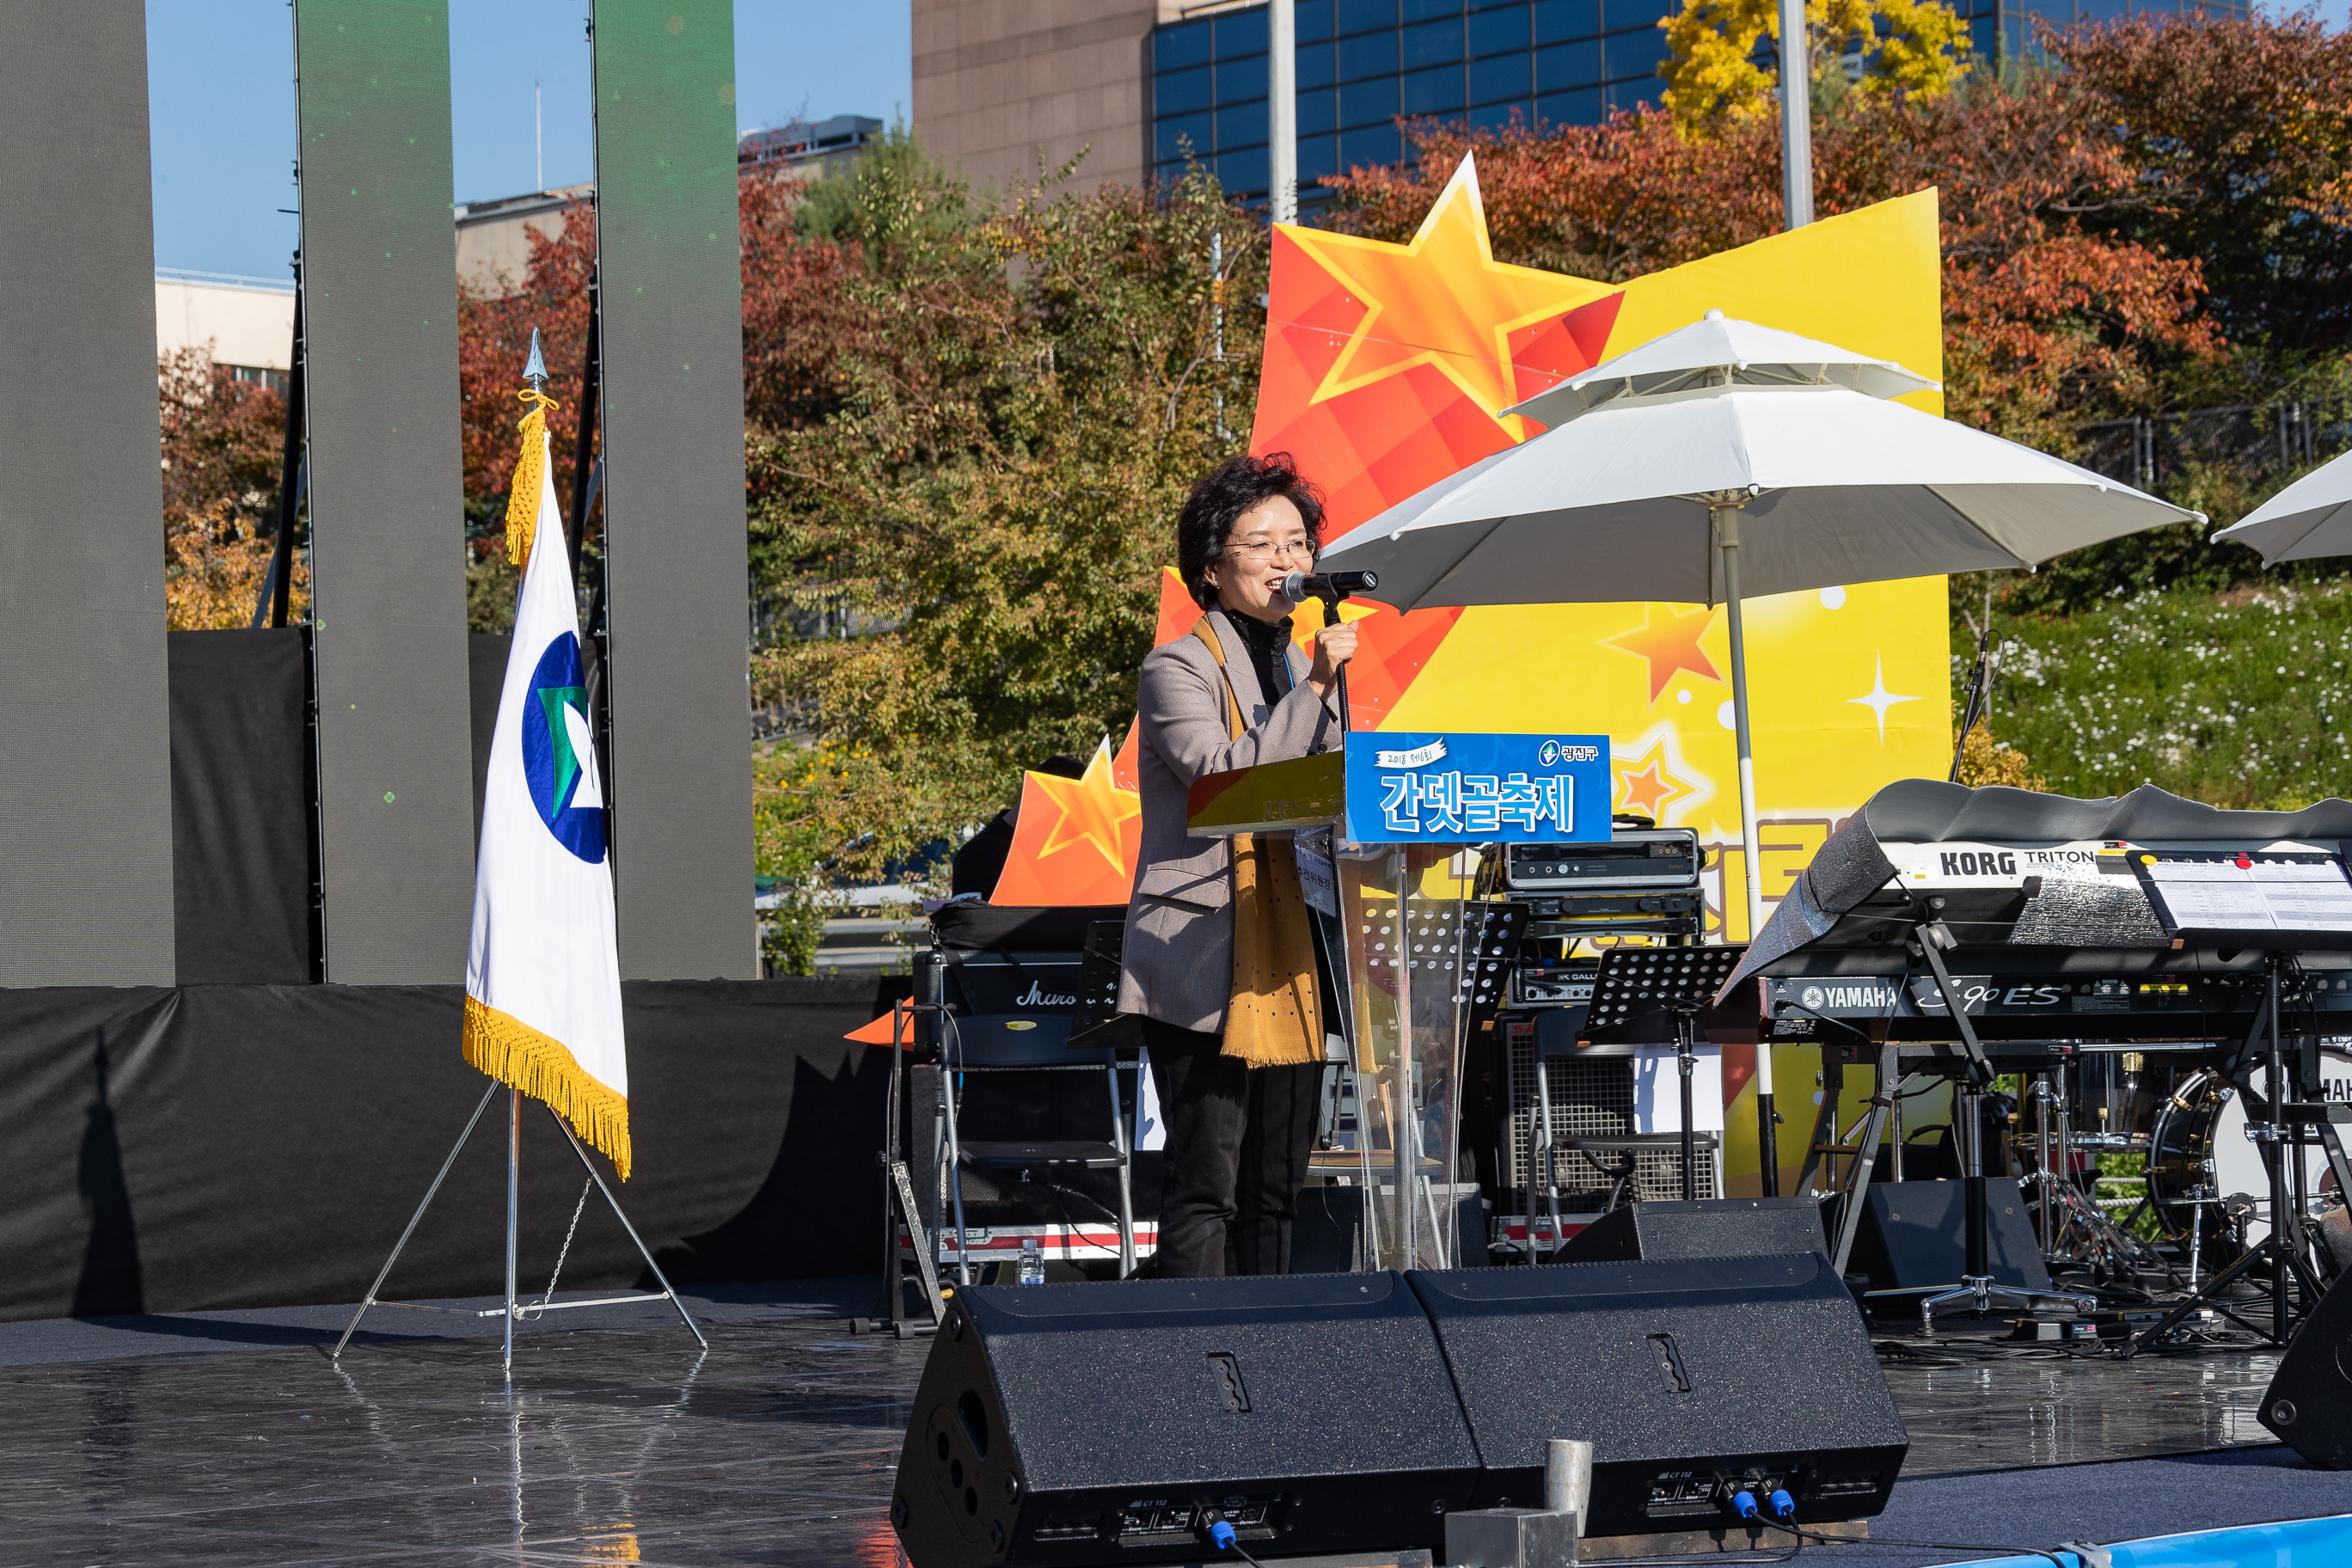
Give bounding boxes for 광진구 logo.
[522,632,607,864]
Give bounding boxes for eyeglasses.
[1225,536,1317,562]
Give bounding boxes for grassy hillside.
[1985,577,2352,809]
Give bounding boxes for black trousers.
[1143,1017,1323,1278]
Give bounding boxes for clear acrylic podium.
[1186,751,1479,1270]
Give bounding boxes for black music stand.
[1583,946,1746,1200]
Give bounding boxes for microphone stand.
[1304,583,1358,734]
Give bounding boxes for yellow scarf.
[1192,618,1324,1069]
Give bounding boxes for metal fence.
[2076,397,2352,493]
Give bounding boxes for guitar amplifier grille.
[1504,1028,1717,1204]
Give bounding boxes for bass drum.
[2147,1050,2349,1254]
[2146,1069,2241,1261]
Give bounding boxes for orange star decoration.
[1287,156,1619,437]
[988,737,1142,908]
[1256,156,1622,539]
[1602,603,1724,704]
[1614,737,1701,823]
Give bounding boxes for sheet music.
[2251,861,2352,932]
[2144,858,2352,934]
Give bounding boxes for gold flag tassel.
[504,385,560,571]
[463,995,634,1180]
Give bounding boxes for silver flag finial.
[523,327,548,387]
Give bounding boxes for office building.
[154,269,295,386]
[916,0,2249,209]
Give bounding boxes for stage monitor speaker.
[891,1275,1480,1568]
[1409,1255,1907,1536]
[1554,1197,1827,1265]
[1844,1179,2050,1309]
[2259,1269,2352,1467]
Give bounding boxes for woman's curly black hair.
[1177,452,1328,609]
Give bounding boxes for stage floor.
[1,1283,2343,1567]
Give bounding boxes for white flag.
[462,397,631,1177]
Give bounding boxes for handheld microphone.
[1278,569,1378,603]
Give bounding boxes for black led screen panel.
[592,0,755,979]
[0,0,177,984]
[169,630,315,985]
[295,0,476,982]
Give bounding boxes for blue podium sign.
[1343,732,1610,844]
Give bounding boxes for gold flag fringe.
[462,995,633,1179]
[502,389,558,571]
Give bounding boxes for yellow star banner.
[1251,156,1953,1197]
[1256,156,1951,944]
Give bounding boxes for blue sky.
[146,0,913,279]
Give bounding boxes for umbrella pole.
[1716,508,1779,1196]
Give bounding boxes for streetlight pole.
[1271,0,1297,224]
[1776,0,1813,229]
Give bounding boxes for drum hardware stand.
[2130,953,2329,1354]
[849,1000,946,1338]
[1779,1001,1871,1203]
[332,1081,707,1371]
[1823,1039,1903,1277]
[1908,912,2097,1332]
[2030,1074,2060,1256]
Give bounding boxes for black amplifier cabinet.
[891,1275,1480,1568]
[1504,830,1701,892]
[1408,1255,1906,1534]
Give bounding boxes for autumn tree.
[2053,16,2352,363]
[749,151,1265,882]
[1326,78,2215,450]
[156,347,306,629]
[1660,0,1969,138]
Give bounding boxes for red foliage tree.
[2053,15,2352,361]
[456,197,597,527]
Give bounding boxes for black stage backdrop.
[0,977,888,1322]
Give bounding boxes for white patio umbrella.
[1316,310,2202,940]
[2210,448,2352,563]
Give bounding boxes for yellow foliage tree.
[166,499,308,631]
[1952,704,2046,792]
[1660,0,1970,139]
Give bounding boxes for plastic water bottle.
[1018,1237,1044,1285]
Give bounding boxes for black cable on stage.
[1205,1520,1266,1568]
[1747,1490,2084,1568]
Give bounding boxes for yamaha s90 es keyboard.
[1721,782,2352,1044]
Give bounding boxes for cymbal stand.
[2131,953,2327,1353]
[1910,910,2096,1332]
[2031,1074,2055,1256]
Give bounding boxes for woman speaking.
[1118,452,1357,1278]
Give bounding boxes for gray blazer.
[1117,608,1340,1034]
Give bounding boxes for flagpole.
[505,1087,520,1374]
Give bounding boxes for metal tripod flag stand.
[331,1081,706,1369]
[334,332,702,1370]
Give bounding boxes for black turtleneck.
[1230,610,1295,712]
